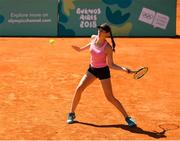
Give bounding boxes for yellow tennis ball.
[49,39,55,45]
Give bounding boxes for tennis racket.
[131,67,148,79]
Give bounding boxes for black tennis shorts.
[88,65,111,80]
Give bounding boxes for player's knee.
[76,85,85,93]
[106,95,116,102]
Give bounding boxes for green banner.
[59,0,176,37]
[0,0,58,36]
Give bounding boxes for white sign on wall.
[139,7,170,30]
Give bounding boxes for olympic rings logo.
[142,12,154,20]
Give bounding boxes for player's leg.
[70,71,96,112]
[67,71,96,124]
[100,78,128,117]
[100,78,136,127]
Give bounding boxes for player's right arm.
[71,35,96,52]
[71,44,90,52]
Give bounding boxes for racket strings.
[134,67,148,79]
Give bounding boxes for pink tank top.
[89,37,107,68]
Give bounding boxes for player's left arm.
[105,44,132,73]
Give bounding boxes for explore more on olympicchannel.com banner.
[0,0,58,36]
[59,0,176,37]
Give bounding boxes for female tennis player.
[67,23,136,127]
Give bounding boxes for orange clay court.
[0,3,180,141]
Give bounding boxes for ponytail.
[110,30,116,52]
